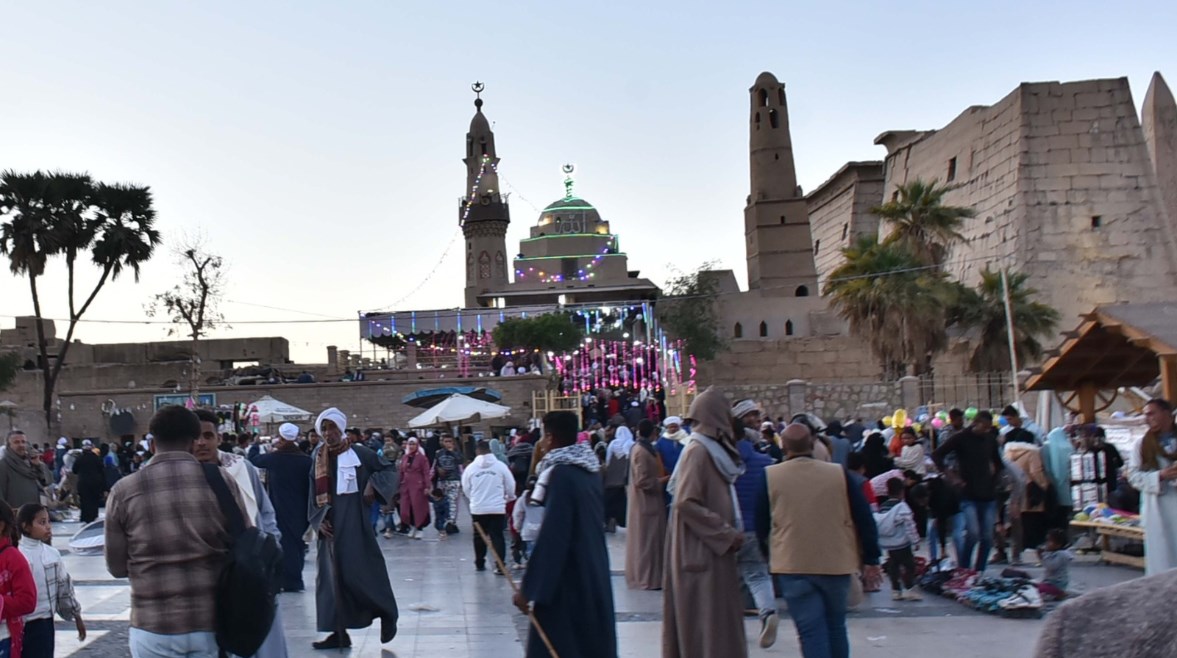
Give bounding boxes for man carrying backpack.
[105,405,251,658]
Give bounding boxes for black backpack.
[201,463,283,658]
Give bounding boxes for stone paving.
[52,503,1142,658]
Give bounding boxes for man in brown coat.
[756,423,882,658]
[625,419,666,590]
[662,388,747,658]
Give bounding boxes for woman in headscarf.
[663,387,748,658]
[398,437,432,539]
[862,432,895,479]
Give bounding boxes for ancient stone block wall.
[1017,78,1177,323]
[807,164,885,292]
[882,78,1177,327]
[883,88,1026,286]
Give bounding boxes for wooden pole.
[1078,382,1097,424]
[1161,355,1177,403]
[473,521,560,658]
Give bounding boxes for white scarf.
[667,432,745,530]
[218,450,259,523]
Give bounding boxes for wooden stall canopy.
[1025,302,1177,422]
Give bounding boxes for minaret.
[743,72,818,295]
[1143,71,1177,236]
[461,82,511,308]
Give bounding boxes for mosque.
[458,83,659,310]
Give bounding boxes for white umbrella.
[408,393,511,428]
[249,395,313,424]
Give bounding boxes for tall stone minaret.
[743,72,818,296]
[461,82,511,308]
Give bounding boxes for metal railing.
[917,372,1012,412]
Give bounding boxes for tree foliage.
[148,238,226,400]
[492,313,584,354]
[0,170,160,431]
[823,237,954,377]
[949,267,1061,372]
[658,261,725,361]
[872,179,974,267]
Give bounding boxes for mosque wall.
[697,335,882,386]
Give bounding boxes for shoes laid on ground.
[901,589,923,601]
[493,567,505,575]
[759,613,779,648]
[383,529,393,539]
[312,632,351,650]
[891,590,904,601]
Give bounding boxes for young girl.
[511,476,546,562]
[0,504,36,658]
[18,504,84,658]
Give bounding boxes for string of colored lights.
[369,156,497,312]
[514,244,612,283]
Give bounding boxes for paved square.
[55,506,1141,657]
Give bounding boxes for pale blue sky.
[1,1,1174,363]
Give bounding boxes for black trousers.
[22,617,54,658]
[885,546,918,590]
[79,482,103,524]
[471,513,506,569]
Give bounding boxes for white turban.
[57,437,68,447]
[278,423,299,441]
[315,407,347,436]
[663,416,683,427]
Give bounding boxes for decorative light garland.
[515,245,611,283]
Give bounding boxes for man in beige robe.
[626,419,667,590]
[663,388,747,658]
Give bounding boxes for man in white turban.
[250,422,313,593]
[307,408,399,650]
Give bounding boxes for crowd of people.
[0,389,1174,657]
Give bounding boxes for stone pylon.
[1142,71,1177,236]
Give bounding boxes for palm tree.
[950,267,1061,372]
[824,236,954,377]
[0,171,160,432]
[872,179,974,266]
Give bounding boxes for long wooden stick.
[473,521,561,658]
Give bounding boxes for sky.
[1,1,1175,364]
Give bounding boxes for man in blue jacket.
[731,399,780,649]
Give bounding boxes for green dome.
[541,196,597,214]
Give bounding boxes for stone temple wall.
[882,78,1177,327]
